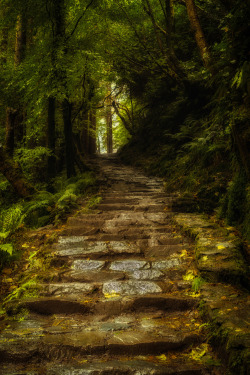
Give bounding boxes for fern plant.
[0,204,25,269]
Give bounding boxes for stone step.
[0,359,208,375]
[65,218,172,229]
[100,198,140,204]
[61,226,175,237]
[102,193,170,199]
[15,295,197,316]
[0,313,201,363]
[97,204,166,212]
[54,239,142,258]
[67,214,171,227]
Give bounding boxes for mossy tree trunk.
[185,0,214,73]
[89,110,97,155]
[0,145,35,197]
[47,97,56,181]
[62,99,76,178]
[106,96,113,154]
[4,108,17,157]
[4,12,27,157]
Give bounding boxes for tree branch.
[66,0,96,40]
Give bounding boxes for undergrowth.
[119,79,250,242]
[0,171,96,270]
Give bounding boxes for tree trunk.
[62,99,76,178]
[47,0,65,179]
[14,13,27,66]
[185,0,214,73]
[47,97,56,181]
[0,16,8,65]
[81,112,90,154]
[231,122,250,180]
[4,108,17,157]
[0,145,35,197]
[5,12,27,151]
[106,101,113,154]
[89,110,97,155]
[144,0,164,54]
[112,101,134,136]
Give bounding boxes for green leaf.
[0,243,14,256]
[0,231,10,239]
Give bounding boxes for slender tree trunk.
[14,13,26,141]
[185,0,214,73]
[47,0,65,179]
[62,99,76,178]
[0,145,35,197]
[81,112,90,154]
[4,12,27,153]
[0,19,8,64]
[143,0,184,80]
[231,122,250,180]
[144,0,164,54]
[4,108,17,157]
[14,13,27,66]
[106,88,113,154]
[89,110,97,155]
[112,101,134,136]
[47,97,56,180]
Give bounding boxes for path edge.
[171,212,250,375]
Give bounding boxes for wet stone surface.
[152,259,181,270]
[102,281,162,296]
[129,269,164,280]
[109,260,150,271]
[1,155,241,375]
[72,260,105,271]
[43,283,96,296]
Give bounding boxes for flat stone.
[108,241,140,254]
[2,361,205,375]
[103,281,162,296]
[129,270,164,280]
[43,331,106,348]
[152,259,181,270]
[43,283,95,296]
[58,236,91,245]
[63,270,124,283]
[72,260,105,271]
[107,331,199,353]
[110,260,150,272]
[55,241,108,257]
[100,322,130,332]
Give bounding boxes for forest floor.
[0,154,249,374]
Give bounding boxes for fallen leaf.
[156,354,167,361]
[217,245,225,250]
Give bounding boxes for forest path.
[0,154,222,374]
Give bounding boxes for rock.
[55,241,108,257]
[152,259,181,270]
[72,260,105,271]
[129,270,164,280]
[103,281,162,296]
[43,283,95,296]
[110,260,150,272]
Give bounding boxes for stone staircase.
[0,155,222,374]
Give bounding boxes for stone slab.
[72,260,105,271]
[103,281,162,296]
[110,260,150,272]
[63,270,124,283]
[42,283,95,296]
[129,270,164,280]
[152,259,181,270]
[108,241,141,254]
